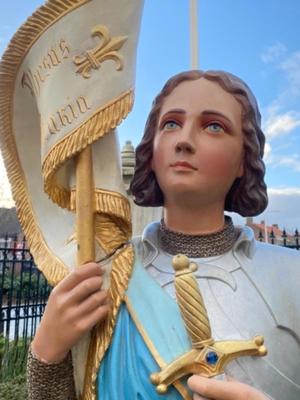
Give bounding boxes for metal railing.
[0,235,52,380]
[258,228,299,249]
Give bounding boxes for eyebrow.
[160,108,234,127]
[201,110,235,128]
[160,109,186,118]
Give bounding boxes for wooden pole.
[76,146,95,265]
[189,0,199,69]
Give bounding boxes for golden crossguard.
[150,254,267,394]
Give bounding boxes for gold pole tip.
[172,254,190,271]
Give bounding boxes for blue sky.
[0,1,299,231]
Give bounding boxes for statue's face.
[151,78,244,208]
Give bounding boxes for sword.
[150,254,267,394]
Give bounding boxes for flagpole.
[189,0,199,69]
[76,146,95,265]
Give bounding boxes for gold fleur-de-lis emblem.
[73,25,128,79]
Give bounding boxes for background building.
[245,217,295,246]
[121,140,162,236]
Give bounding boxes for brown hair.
[130,70,268,216]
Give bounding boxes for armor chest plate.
[146,249,300,399]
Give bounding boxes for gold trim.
[70,185,131,222]
[125,296,166,367]
[73,24,128,79]
[42,89,134,209]
[0,0,91,286]
[70,187,132,254]
[82,244,134,400]
[124,296,193,400]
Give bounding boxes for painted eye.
[206,122,225,133]
[163,120,180,130]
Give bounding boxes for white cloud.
[280,51,300,89]
[232,187,300,230]
[259,48,300,179]
[263,111,300,139]
[263,142,272,163]
[268,187,300,196]
[261,42,287,63]
[266,152,300,173]
[259,187,300,231]
[260,44,300,90]
[260,46,300,116]
[275,155,300,172]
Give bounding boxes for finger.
[75,289,108,315]
[80,304,110,331]
[66,276,105,304]
[188,375,265,400]
[194,394,210,400]
[58,263,104,292]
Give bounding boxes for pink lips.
[171,161,197,170]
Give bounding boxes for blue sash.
[97,255,192,399]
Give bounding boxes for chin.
[162,181,228,207]
[164,184,202,200]
[161,177,205,195]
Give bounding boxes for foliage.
[0,374,27,400]
[0,333,5,361]
[0,336,30,381]
[2,269,50,301]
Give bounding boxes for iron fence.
[258,228,299,249]
[0,235,52,380]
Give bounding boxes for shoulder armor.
[238,242,300,338]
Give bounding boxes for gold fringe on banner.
[43,89,134,210]
[70,187,132,254]
[71,187,131,225]
[82,244,134,400]
[0,3,136,398]
[0,0,90,286]
[92,188,131,224]
[94,214,130,254]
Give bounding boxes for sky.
[0,0,299,231]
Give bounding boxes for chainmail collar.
[159,216,238,258]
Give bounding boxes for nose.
[175,140,195,154]
[175,122,196,154]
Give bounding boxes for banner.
[0,0,144,397]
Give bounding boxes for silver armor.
[134,222,300,400]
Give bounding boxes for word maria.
[47,96,91,135]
